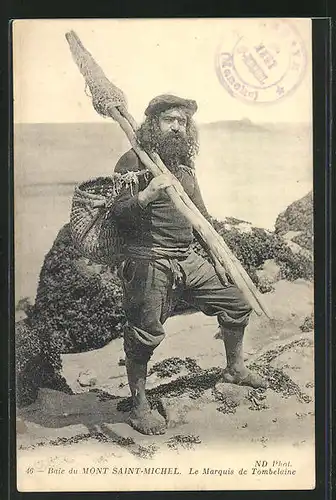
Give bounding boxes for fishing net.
[65,30,127,119]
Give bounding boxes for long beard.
[154,131,192,172]
[136,118,199,173]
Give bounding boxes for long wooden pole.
[65,30,272,319]
[122,113,273,316]
[111,106,273,317]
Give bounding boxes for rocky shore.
[15,191,313,408]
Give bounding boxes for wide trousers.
[119,250,252,362]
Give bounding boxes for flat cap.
[145,94,198,117]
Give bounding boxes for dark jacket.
[110,149,210,254]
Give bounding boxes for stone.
[256,259,281,288]
[285,240,313,260]
[283,230,302,241]
[77,369,98,387]
[235,222,253,234]
[16,418,28,434]
[275,191,313,252]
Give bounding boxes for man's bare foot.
[223,367,269,389]
[129,406,167,435]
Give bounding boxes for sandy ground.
[16,279,315,492]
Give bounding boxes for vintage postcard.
[13,18,315,492]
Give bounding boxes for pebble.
[77,369,97,387]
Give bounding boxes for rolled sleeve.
[110,192,144,224]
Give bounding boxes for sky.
[12,18,312,125]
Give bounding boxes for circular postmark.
[215,19,307,104]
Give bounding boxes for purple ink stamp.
[215,19,307,104]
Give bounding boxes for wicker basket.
[70,171,148,265]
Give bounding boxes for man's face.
[158,108,188,137]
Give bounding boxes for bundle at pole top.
[65,30,273,319]
[65,30,127,117]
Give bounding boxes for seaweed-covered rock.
[16,224,126,407]
[193,216,313,286]
[16,194,314,406]
[31,223,125,354]
[15,319,73,408]
[255,259,281,293]
[275,191,313,251]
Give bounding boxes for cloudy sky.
[12,18,312,125]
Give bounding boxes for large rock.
[15,319,73,408]
[275,191,313,251]
[205,215,313,284]
[31,223,125,354]
[16,224,126,407]
[255,259,281,292]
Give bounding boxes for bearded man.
[111,94,267,436]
